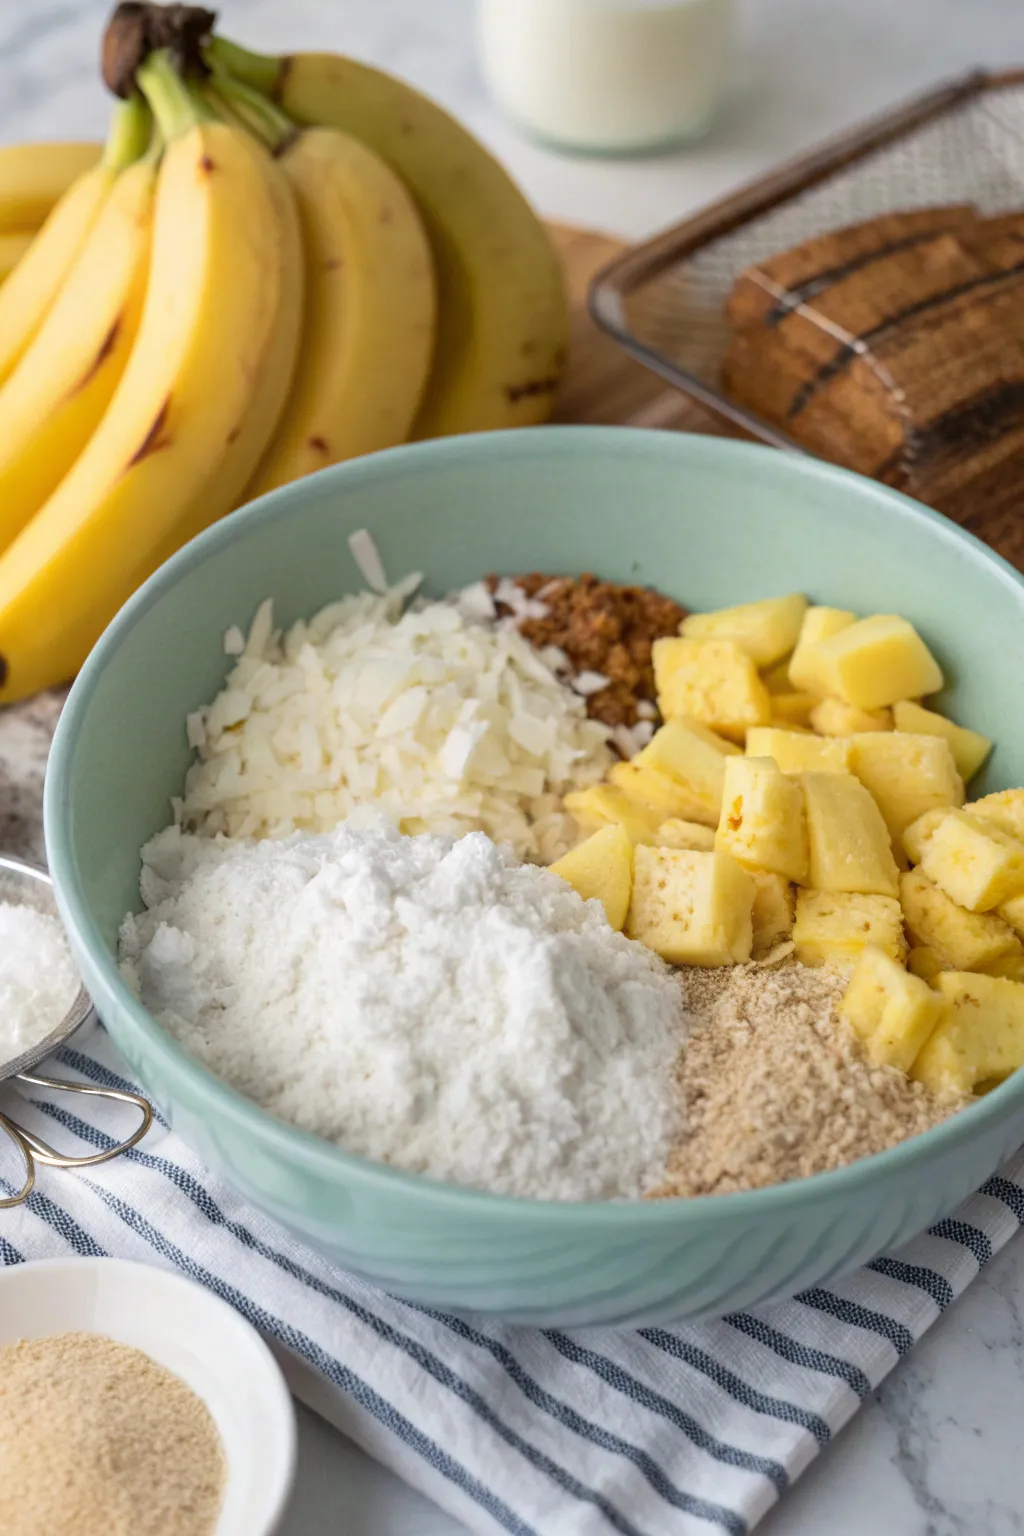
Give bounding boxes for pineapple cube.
[801,771,899,897]
[771,692,818,728]
[811,615,944,710]
[793,890,906,968]
[849,732,964,848]
[840,945,946,1071]
[763,657,795,695]
[917,809,1024,912]
[563,785,664,845]
[899,868,1020,970]
[912,971,1024,1094]
[609,761,715,825]
[680,593,808,667]
[629,718,734,824]
[892,701,992,782]
[750,869,795,958]
[656,818,716,852]
[627,846,755,966]
[714,756,809,881]
[746,726,852,774]
[788,606,856,694]
[967,789,1024,842]
[652,638,771,740]
[908,946,946,983]
[549,824,633,931]
[981,949,1024,983]
[998,891,1024,938]
[809,697,893,736]
[901,807,949,865]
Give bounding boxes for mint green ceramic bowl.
[45,428,1024,1326]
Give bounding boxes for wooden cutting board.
[546,222,1024,571]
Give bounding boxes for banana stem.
[102,93,153,172]
[204,36,284,98]
[207,72,297,153]
[137,48,217,142]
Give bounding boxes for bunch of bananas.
[0,5,568,703]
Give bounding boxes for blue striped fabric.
[2,1027,1022,1536]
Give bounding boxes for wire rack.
[590,70,1024,455]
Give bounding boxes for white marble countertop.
[2,0,1024,1532]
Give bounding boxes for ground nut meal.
[120,532,1021,1202]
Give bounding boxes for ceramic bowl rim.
[44,426,1024,1224]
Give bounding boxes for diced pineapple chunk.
[715,756,808,881]
[899,868,1020,970]
[750,869,795,958]
[917,809,1024,912]
[656,818,716,852]
[901,807,948,865]
[549,824,633,931]
[981,949,1024,982]
[998,891,1024,939]
[840,945,946,1072]
[907,946,946,983]
[801,771,899,897]
[763,657,795,695]
[745,727,852,775]
[680,594,808,667]
[652,638,771,740]
[809,697,893,736]
[849,732,964,849]
[627,846,755,966]
[563,785,664,845]
[628,718,733,824]
[788,607,856,694]
[609,761,715,826]
[771,692,818,728]
[892,701,992,781]
[912,972,1024,1094]
[967,789,1024,843]
[812,615,944,709]
[793,890,906,968]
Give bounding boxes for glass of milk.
[478,0,734,155]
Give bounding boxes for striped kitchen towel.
[2,1027,1023,1536]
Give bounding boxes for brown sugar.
[0,1332,225,1535]
[655,959,965,1199]
[489,572,687,727]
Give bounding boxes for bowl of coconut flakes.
[44,427,1024,1327]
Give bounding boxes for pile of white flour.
[119,821,685,1201]
[0,903,80,1068]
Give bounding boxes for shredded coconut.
[178,578,612,864]
[119,821,685,1201]
[0,902,80,1068]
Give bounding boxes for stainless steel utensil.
[0,854,152,1208]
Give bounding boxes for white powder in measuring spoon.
[119,820,686,1201]
[0,903,80,1067]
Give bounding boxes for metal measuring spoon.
[0,854,152,1209]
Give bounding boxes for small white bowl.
[0,1256,296,1534]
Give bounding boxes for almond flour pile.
[658,960,965,1199]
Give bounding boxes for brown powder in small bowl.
[0,1332,225,1535]
[655,959,967,1199]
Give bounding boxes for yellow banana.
[0,232,33,283]
[0,154,157,554]
[245,123,436,496]
[0,141,101,231]
[0,56,303,703]
[0,102,149,389]
[208,39,568,438]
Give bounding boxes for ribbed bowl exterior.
[46,429,1024,1326]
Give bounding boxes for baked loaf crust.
[722,207,1024,555]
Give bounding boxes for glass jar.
[478,0,734,156]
